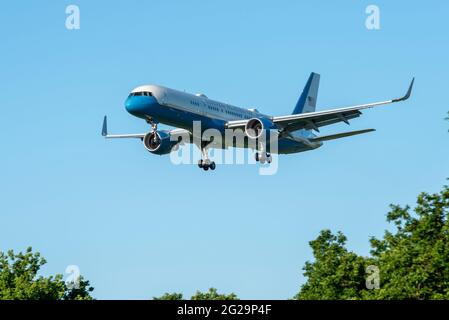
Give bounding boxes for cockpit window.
[129,91,153,97]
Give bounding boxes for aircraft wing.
[101,116,191,139]
[101,116,145,139]
[226,78,414,133]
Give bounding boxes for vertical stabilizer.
[292,72,320,114]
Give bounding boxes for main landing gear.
[198,141,216,171]
[198,159,216,171]
[255,152,272,164]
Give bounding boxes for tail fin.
[292,72,320,114]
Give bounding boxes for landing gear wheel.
[198,160,203,168]
[267,153,272,164]
[203,164,209,171]
[255,152,259,162]
[210,162,216,170]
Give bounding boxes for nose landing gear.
[145,117,158,133]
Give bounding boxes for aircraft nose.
[125,95,158,118]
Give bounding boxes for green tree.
[153,292,184,300]
[0,247,94,300]
[153,288,238,300]
[62,276,94,300]
[369,186,449,299]
[295,185,449,300]
[191,288,238,300]
[294,230,370,300]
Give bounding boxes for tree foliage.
[0,247,94,300]
[153,288,238,300]
[296,185,449,300]
[153,292,184,300]
[294,230,369,299]
[191,288,238,300]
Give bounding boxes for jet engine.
[245,117,277,139]
[143,130,179,155]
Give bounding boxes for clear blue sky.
[0,1,448,299]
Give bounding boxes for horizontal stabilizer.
[310,129,375,142]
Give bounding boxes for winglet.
[102,116,108,136]
[393,77,414,102]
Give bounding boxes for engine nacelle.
[245,117,277,139]
[143,130,179,155]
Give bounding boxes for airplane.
[102,73,414,171]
